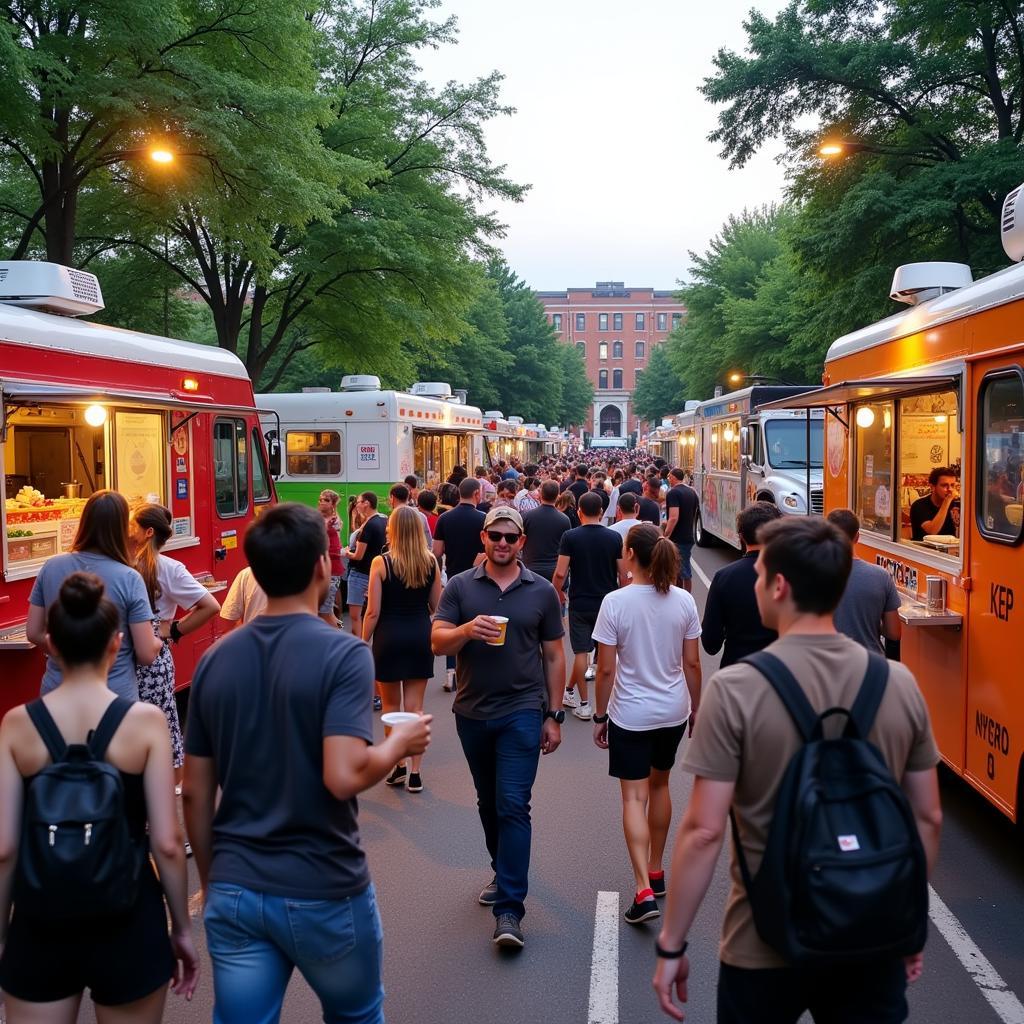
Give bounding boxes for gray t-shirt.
[436,564,564,720]
[30,552,153,699]
[832,559,901,654]
[185,614,375,900]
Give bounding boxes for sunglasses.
[485,530,521,543]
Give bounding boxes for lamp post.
[728,372,801,387]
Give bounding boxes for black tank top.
[379,554,436,618]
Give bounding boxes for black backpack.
[731,650,928,967]
[16,697,147,920]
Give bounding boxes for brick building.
[536,282,685,440]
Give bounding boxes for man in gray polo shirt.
[432,505,566,950]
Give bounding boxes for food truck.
[760,184,1024,822]
[0,262,275,717]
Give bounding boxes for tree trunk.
[40,158,77,265]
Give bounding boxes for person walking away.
[418,489,439,536]
[431,506,565,949]
[552,491,626,720]
[589,472,611,517]
[522,481,572,582]
[653,517,942,1023]
[436,482,460,515]
[663,468,699,593]
[567,464,591,503]
[389,482,433,546]
[317,489,344,627]
[0,572,199,1020]
[130,503,219,785]
[827,509,902,655]
[591,524,702,924]
[555,489,580,530]
[219,566,268,630]
[339,491,387,642]
[701,502,782,668]
[638,477,663,526]
[433,477,486,692]
[362,506,441,793]
[26,490,161,699]
[609,493,641,544]
[183,503,431,1024]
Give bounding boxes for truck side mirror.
[267,435,281,478]
[740,427,751,457]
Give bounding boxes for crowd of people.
[0,448,942,1024]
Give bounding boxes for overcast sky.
[416,0,789,291]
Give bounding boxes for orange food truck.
[764,186,1024,823]
[0,262,275,718]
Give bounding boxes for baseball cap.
[483,506,523,533]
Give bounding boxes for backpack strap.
[846,652,889,740]
[24,699,68,763]
[87,697,135,760]
[739,650,819,742]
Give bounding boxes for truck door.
[211,416,252,583]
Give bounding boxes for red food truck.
[0,262,276,717]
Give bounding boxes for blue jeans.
[455,709,543,920]
[204,882,384,1024]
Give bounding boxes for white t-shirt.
[605,485,621,525]
[608,518,640,543]
[155,554,209,621]
[220,566,268,624]
[592,583,702,730]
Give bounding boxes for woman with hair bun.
[590,523,703,927]
[130,503,220,776]
[26,490,162,699]
[0,572,199,1018]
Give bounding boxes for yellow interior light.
[855,406,875,429]
[933,414,947,424]
[723,428,735,442]
[182,377,200,392]
[84,404,107,427]
[883,409,892,430]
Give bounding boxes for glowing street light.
[149,147,175,164]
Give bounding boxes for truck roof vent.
[0,261,104,316]
[302,387,331,393]
[890,262,972,306]
[410,381,452,399]
[339,375,381,391]
[1002,183,1024,261]
[507,415,524,425]
[484,410,504,420]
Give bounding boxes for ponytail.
[625,523,679,594]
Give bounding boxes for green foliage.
[633,342,687,424]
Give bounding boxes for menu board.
[114,411,165,502]
[900,415,952,475]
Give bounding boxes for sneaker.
[573,701,593,720]
[493,913,524,948]
[443,668,456,693]
[584,664,596,681]
[650,873,667,898]
[174,783,183,797]
[184,840,194,859]
[478,877,498,906]
[562,687,581,709]
[373,695,382,712]
[385,764,407,787]
[407,772,423,793]
[624,890,660,925]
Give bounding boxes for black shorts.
[607,719,686,780]
[568,607,599,654]
[0,866,176,1006]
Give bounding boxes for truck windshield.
[764,419,824,468]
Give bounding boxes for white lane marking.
[588,891,619,1024]
[690,554,712,591]
[929,884,1024,1023]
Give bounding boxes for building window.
[575,313,585,331]
[613,368,623,389]
[613,313,623,331]
[635,313,645,330]
[598,313,609,331]
[599,341,608,361]
[672,312,682,328]
[552,313,562,330]
[635,341,645,359]
[657,312,667,331]
[598,369,608,389]
[575,341,586,356]
[612,340,623,359]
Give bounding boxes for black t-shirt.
[910,495,957,540]
[638,496,662,525]
[523,504,572,573]
[434,503,486,576]
[665,484,699,543]
[567,478,590,503]
[185,615,375,899]
[619,479,642,495]
[558,524,622,612]
[351,513,386,575]
[590,487,611,513]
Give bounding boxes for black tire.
[695,511,715,548]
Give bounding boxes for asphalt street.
[40,542,1024,1023]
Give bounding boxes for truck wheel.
[695,511,715,548]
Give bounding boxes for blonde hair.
[386,506,435,589]
[320,489,340,505]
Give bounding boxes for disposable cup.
[381,712,420,727]
[486,616,510,646]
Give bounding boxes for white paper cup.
[486,616,510,646]
[381,712,420,726]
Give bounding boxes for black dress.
[372,554,437,681]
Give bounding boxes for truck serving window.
[214,418,249,517]
[977,370,1024,544]
[853,400,895,536]
[286,431,342,476]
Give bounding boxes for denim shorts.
[319,575,342,614]
[675,542,694,581]
[347,570,370,608]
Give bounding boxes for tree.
[633,342,687,424]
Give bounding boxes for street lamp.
[728,372,801,386]
[818,138,918,160]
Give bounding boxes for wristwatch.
[169,620,183,644]
[655,939,688,959]
[593,712,609,724]
[544,709,565,724]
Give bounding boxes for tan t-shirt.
[681,632,940,970]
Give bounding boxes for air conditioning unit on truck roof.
[411,382,452,399]
[340,375,381,391]
[0,261,104,316]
